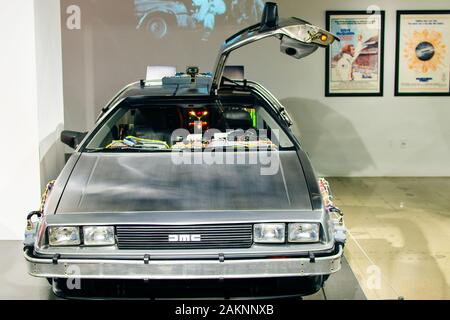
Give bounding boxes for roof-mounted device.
[146,66,177,83]
[186,66,200,82]
[162,68,212,87]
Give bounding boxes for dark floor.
[0,241,365,300]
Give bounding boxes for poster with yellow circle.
[396,11,450,95]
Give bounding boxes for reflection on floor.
[328,177,450,300]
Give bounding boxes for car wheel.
[145,15,170,40]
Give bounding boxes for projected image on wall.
[135,0,266,41]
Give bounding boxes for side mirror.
[61,130,87,149]
[259,2,279,31]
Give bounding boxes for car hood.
[55,151,312,213]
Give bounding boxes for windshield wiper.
[85,147,169,153]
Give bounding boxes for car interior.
[84,101,294,151]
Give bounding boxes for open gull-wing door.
[211,2,339,94]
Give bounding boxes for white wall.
[35,0,66,190]
[60,0,450,177]
[0,1,41,240]
[0,0,64,240]
[227,0,450,176]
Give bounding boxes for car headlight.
[83,226,115,246]
[254,223,285,243]
[288,223,320,243]
[48,226,80,246]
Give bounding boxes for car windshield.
[84,101,294,152]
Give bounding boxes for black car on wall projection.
[24,3,347,298]
[134,0,265,39]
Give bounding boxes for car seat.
[219,110,254,131]
[132,108,174,143]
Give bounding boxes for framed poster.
[395,10,450,96]
[326,11,385,97]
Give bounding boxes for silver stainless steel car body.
[24,3,345,298]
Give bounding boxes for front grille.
[116,224,253,250]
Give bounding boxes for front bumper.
[24,245,343,280]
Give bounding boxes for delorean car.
[24,3,346,298]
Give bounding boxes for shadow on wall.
[39,124,66,193]
[280,97,375,177]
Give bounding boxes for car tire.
[145,14,174,40]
